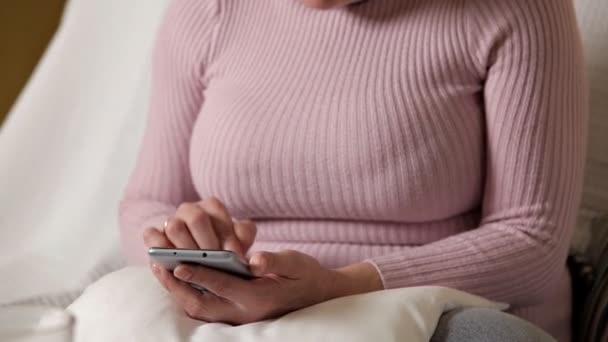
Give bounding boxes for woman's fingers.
[162,198,256,253]
[176,202,220,249]
[174,264,247,301]
[233,219,257,253]
[163,217,198,249]
[143,227,174,248]
[152,265,234,322]
[249,250,303,278]
[199,197,243,256]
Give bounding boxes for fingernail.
[151,263,159,274]
[249,255,265,276]
[250,255,260,267]
[174,266,192,280]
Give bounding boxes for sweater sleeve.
[367,0,588,306]
[118,0,218,264]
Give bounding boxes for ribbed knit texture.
[118,1,588,340]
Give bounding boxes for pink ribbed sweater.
[118,0,587,340]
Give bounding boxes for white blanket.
[68,267,506,342]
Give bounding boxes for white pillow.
[68,267,506,342]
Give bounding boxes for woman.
[119,0,587,341]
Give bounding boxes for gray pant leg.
[430,308,556,342]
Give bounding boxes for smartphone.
[148,247,254,279]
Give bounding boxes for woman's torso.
[182,1,571,339]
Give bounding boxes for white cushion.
[67,267,506,342]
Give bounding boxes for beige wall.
[0,0,66,125]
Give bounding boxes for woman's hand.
[142,197,257,258]
[151,249,383,324]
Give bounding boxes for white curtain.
[0,0,169,305]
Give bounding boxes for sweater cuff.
[365,247,448,290]
[366,254,421,290]
[362,259,389,290]
[365,242,504,291]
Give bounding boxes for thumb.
[249,250,304,278]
